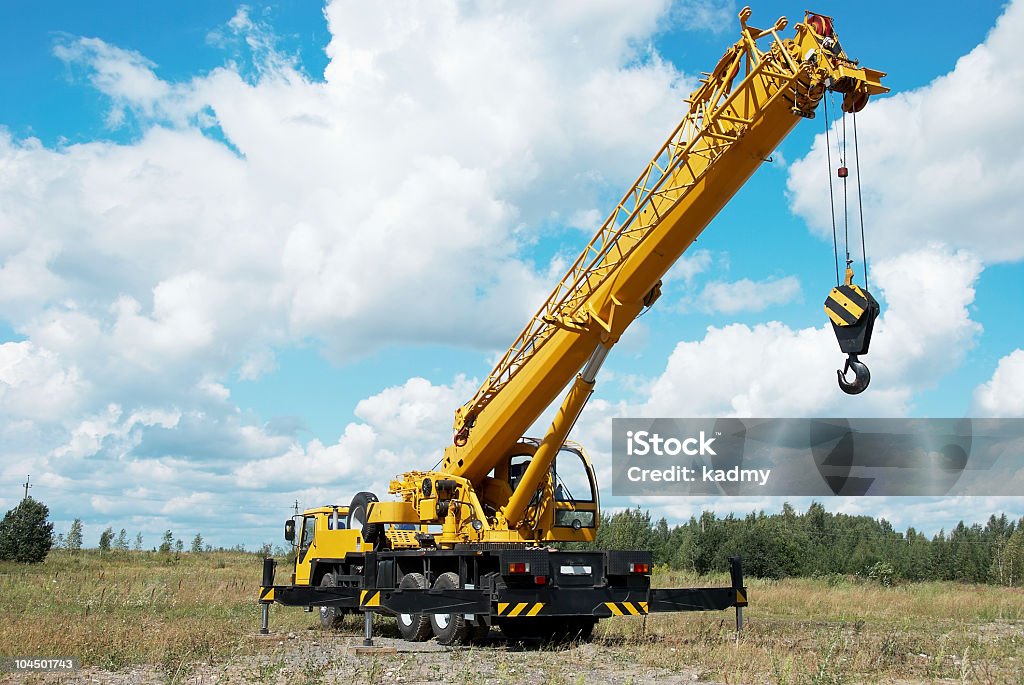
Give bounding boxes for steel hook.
[837,354,870,395]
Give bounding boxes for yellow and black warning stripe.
[258,587,275,603]
[825,284,869,327]
[604,601,648,616]
[496,602,545,617]
[359,590,381,608]
[735,589,748,606]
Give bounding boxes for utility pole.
[293,499,300,517]
[22,474,31,501]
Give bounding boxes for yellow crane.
[259,8,887,645]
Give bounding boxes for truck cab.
[285,505,360,586]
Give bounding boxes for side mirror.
[284,519,295,542]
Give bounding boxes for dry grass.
[1,553,1022,684]
[597,569,1024,684]
[0,550,310,673]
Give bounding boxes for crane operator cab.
[483,438,599,539]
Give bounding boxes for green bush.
[0,497,54,563]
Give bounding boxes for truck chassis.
[259,549,747,644]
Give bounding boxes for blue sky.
[1,1,1022,549]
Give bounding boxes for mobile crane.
[258,8,887,644]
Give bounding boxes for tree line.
[569,502,1024,586]
[0,497,222,562]
[51,519,209,554]
[5,496,1023,586]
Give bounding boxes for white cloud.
[787,0,1024,264]
[2,0,693,378]
[662,248,713,286]
[669,0,737,34]
[567,208,603,233]
[51,404,182,460]
[233,375,478,492]
[0,341,86,423]
[238,348,277,381]
[973,349,1024,417]
[641,245,981,418]
[354,375,476,445]
[53,38,195,128]
[690,274,802,314]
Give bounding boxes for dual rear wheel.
[396,571,489,645]
[395,572,432,641]
[323,566,596,644]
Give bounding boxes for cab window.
[553,448,597,529]
[554,449,594,502]
[508,455,531,492]
[298,515,316,558]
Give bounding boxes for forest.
[570,502,1024,585]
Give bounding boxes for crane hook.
[837,354,870,395]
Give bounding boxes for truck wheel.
[318,572,344,630]
[395,573,432,641]
[347,491,382,545]
[429,572,471,645]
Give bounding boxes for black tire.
[318,572,344,629]
[395,573,432,642]
[347,491,382,545]
[429,572,472,645]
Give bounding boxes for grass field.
[1,551,1022,684]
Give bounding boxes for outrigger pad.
[826,285,879,356]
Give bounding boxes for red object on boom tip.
[808,14,834,38]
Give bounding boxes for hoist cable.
[852,109,869,290]
[841,110,850,266]
[823,95,840,286]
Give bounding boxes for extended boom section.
[423,8,886,545]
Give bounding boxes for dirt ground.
[6,620,1022,685]
[4,630,723,685]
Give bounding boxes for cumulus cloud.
[3,0,692,371]
[235,375,479,489]
[973,349,1024,417]
[641,245,981,418]
[688,274,802,314]
[0,341,86,423]
[54,38,178,127]
[787,0,1024,264]
[662,248,713,286]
